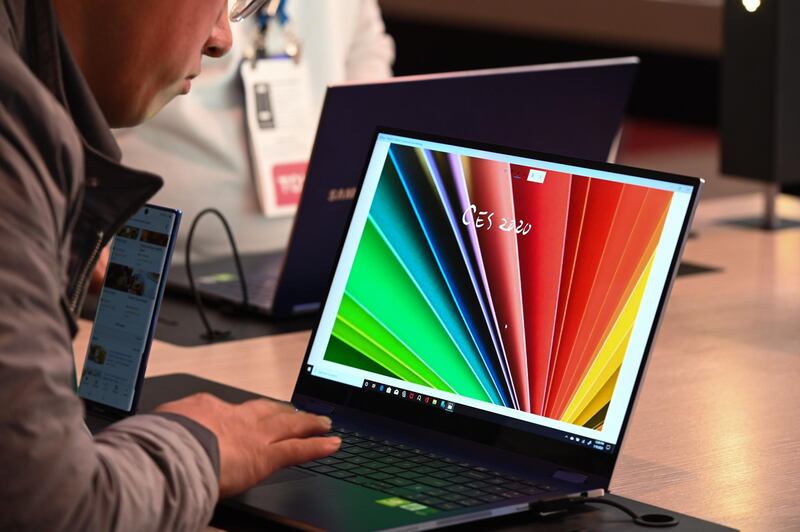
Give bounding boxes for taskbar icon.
[361,379,455,413]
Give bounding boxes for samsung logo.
[327,187,357,202]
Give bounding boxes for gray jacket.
[0,1,219,530]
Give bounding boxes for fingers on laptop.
[265,411,333,440]
[243,399,333,434]
[262,436,342,473]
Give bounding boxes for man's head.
[54,0,233,128]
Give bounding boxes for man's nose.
[203,9,233,58]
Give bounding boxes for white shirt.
[115,0,394,259]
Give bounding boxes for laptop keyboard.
[295,427,556,511]
[215,271,277,305]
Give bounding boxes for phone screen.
[78,206,179,412]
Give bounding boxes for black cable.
[185,208,250,342]
[531,495,679,528]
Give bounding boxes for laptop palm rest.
[258,468,314,485]
[231,474,456,532]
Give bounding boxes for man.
[115,0,395,258]
[0,1,339,530]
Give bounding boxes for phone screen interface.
[78,207,176,411]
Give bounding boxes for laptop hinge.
[553,470,588,484]
[294,396,336,415]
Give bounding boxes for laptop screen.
[305,131,696,453]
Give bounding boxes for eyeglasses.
[229,0,280,22]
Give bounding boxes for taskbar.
[303,364,615,455]
[361,378,455,413]
[359,376,615,455]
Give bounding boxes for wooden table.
[74,193,800,531]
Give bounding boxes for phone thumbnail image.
[87,344,107,365]
[139,229,169,247]
[104,263,161,299]
[117,225,140,240]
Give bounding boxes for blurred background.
[378,0,767,201]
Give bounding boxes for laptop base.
[213,491,735,531]
[125,374,734,532]
[167,251,285,315]
[132,375,579,531]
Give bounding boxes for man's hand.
[155,393,340,497]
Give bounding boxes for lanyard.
[250,0,300,63]
[257,0,289,33]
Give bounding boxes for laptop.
[168,57,639,317]
[222,129,703,531]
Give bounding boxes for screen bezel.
[292,127,703,484]
[80,204,182,419]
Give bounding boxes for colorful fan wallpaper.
[323,144,674,430]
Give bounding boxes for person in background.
[0,1,340,530]
[115,0,395,259]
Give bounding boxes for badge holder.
[241,10,314,218]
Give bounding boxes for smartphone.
[79,204,181,422]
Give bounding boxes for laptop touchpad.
[258,467,314,486]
